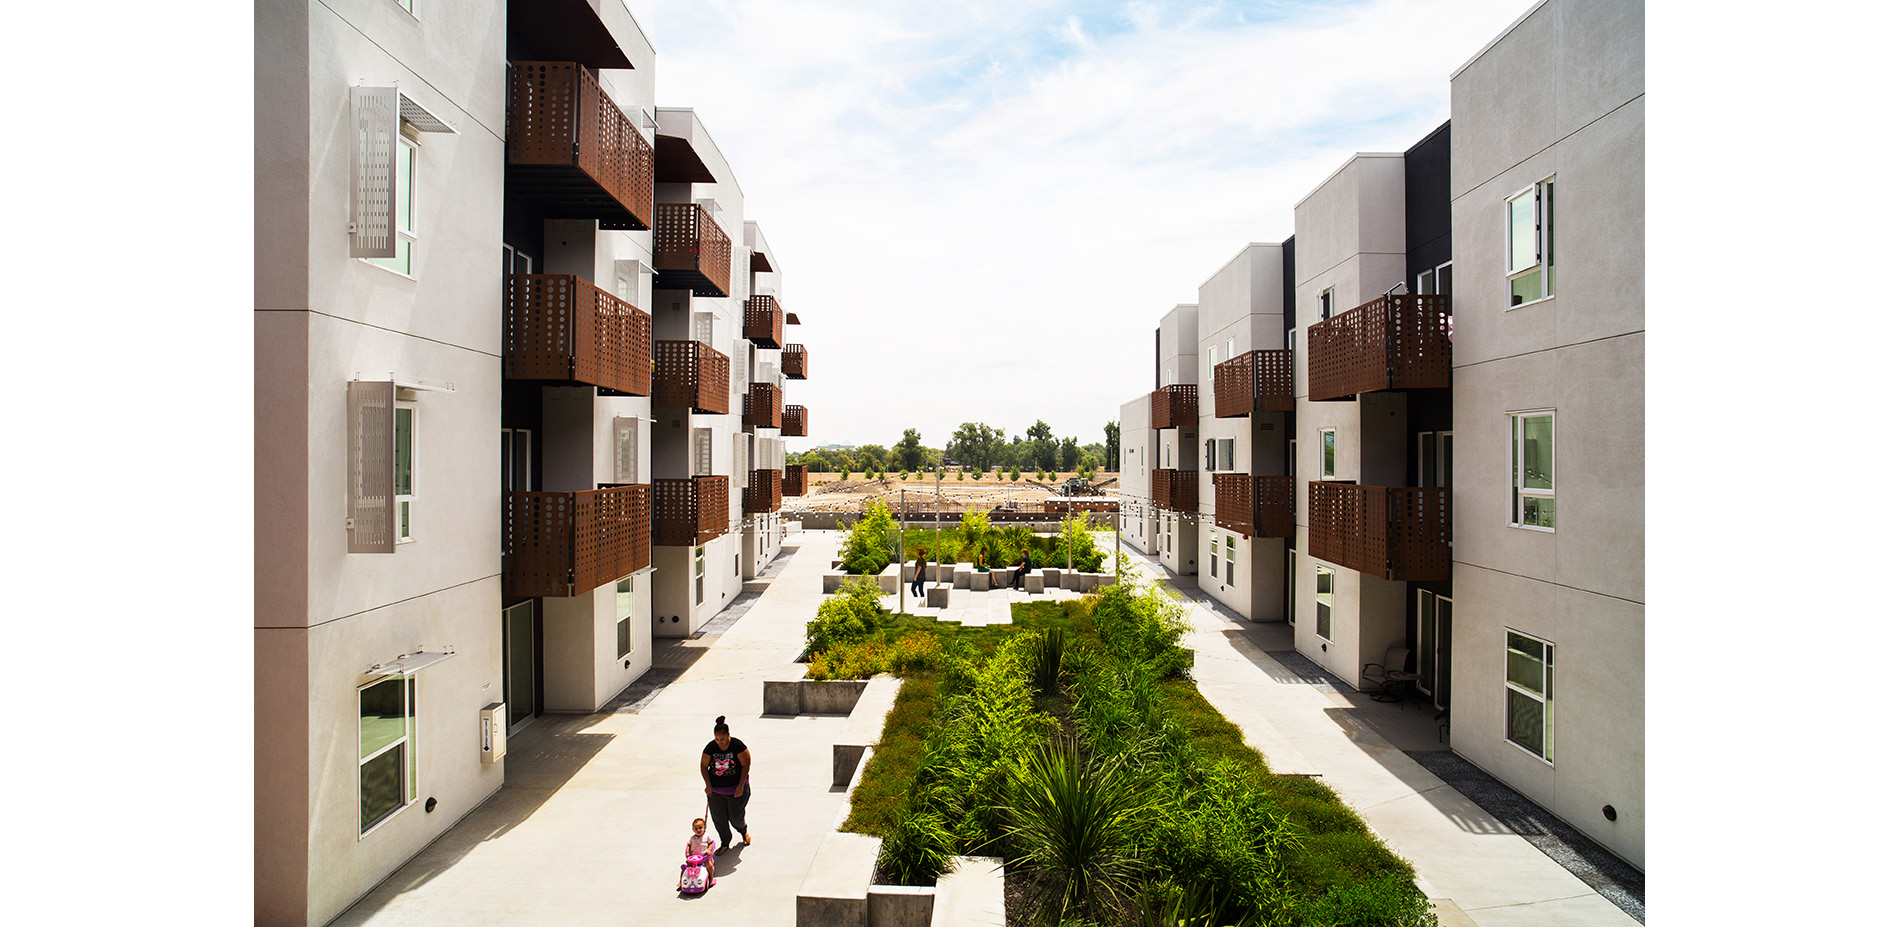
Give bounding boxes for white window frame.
[1215,437,1235,472]
[1225,337,1235,360]
[616,577,634,659]
[395,402,417,542]
[502,427,532,492]
[1505,630,1555,763]
[1319,428,1336,480]
[368,134,419,277]
[1507,178,1555,308]
[1509,410,1555,531]
[1207,346,1218,383]
[358,674,418,836]
[1315,565,1334,641]
[1317,286,1335,321]
[1224,534,1236,585]
[694,545,706,605]
[393,0,419,18]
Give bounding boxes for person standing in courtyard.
[701,716,752,853]
[911,547,928,598]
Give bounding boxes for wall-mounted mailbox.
[480,702,507,764]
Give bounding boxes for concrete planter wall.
[764,678,870,716]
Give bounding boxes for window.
[394,404,416,541]
[1216,437,1235,472]
[503,243,534,276]
[1319,428,1336,480]
[1224,535,1236,585]
[359,675,417,833]
[1417,260,1453,306]
[694,546,706,605]
[612,418,639,484]
[1226,337,1235,360]
[393,0,417,16]
[1506,631,1554,761]
[1210,536,1218,576]
[502,428,531,491]
[1318,287,1335,321]
[693,428,713,476]
[1510,412,1555,529]
[1207,346,1218,383]
[1315,566,1334,640]
[369,135,418,275]
[616,577,634,659]
[1508,180,1554,305]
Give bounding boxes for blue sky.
[624,0,1541,453]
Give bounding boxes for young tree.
[1060,436,1080,471]
[1101,421,1120,471]
[894,428,925,471]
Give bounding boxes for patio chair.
[1363,645,1415,704]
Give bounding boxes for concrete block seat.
[797,833,883,927]
[927,586,950,608]
[1025,573,1045,594]
[970,570,991,592]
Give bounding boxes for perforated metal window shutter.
[731,338,747,395]
[734,433,749,488]
[694,428,712,476]
[613,416,639,484]
[350,87,398,259]
[347,380,397,552]
[694,312,713,344]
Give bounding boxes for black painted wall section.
[1405,121,1453,285]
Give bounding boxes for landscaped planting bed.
[809,573,1438,927]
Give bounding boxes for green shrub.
[1010,466,1022,481]
[1293,873,1438,927]
[805,577,884,657]
[879,799,957,884]
[842,499,899,575]
[1001,740,1159,925]
[1090,580,1191,677]
[958,469,967,480]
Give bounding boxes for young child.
[678,817,717,891]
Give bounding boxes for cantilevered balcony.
[653,340,730,413]
[1307,482,1450,582]
[503,275,651,395]
[653,203,731,297]
[745,382,782,430]
[655,475,728,546]
[783,464,807,496]
[744,295,785,349]
[782,344,808,379]
[1150,468,1198,512]
[506,62,654,229]
[782,404,808,437]
[1307,294,1451,402]
[1213,475,1294,539]
[744,469,783,515]
[1213,350,1294,418]
[503,484,650,597]
[1150,385,1197,429]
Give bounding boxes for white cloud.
[635,0,1539,450]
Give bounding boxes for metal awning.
[361,650,455,678]
[399,92,458,134]
[785,313,801,325]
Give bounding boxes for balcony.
[783,404,808,437]
[1150,385,1197,429]
[1213,350,1294,418]
[654,203,731,297]
[1212,474,1295,539]
[783,464,807,496]
[744,295,785,349]
[503,275,651,396]
[745,382,783,430]
[744,469,783,515]
[506,62,654,229]
[503,484,650,598]
[1150,468,1198,512]
[1307,294,1451,402]
[782,343,808,379]
[654,475,729,546]
[653,340,730,413]
[1307,482,1450,582]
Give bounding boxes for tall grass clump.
[1001,739,1159,925]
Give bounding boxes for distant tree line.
[792,421,1121,477]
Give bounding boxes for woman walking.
[700,716,752,853]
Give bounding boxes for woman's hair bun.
[715,715,726,725]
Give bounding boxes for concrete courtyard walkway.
[330,528,1635,927]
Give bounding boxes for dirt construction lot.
[793,472,1120,514]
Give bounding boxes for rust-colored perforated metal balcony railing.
[745,382,783,430]
[744,468,783,514]
[1212,474,1294,539]
[782,344,808,379]
[503,484,650,597]
[652,340,730,413]
[654,203,731,297]
[1307,294,1451,402]
[503,275,651,395]
[1150,468,1198,512]
[654,475,729,546]
[782,405,808,437]
[1150,385,1197,429]
[744,295,785,349]
[507,62,654,229]
[1307,482,1450,581]
[1213,350,1294,418]
[783,463,807,496]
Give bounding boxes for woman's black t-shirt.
[703,738,749,791]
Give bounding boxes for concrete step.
[933,857,1005,927]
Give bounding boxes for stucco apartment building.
[255,2,813,922]
[1117,0,1643,870]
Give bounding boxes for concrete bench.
[834,676,901,786]
[1061,570,1081,591]
[797,832,883,927]
[1024,574,1045,594]
[927,586,949,608]
[877,563,902,594]
[823,572,847,593]
[870,886,935,927]
[952,567,970,589]
[969,570,990,592]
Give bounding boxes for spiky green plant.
[1001,739,1158,926]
